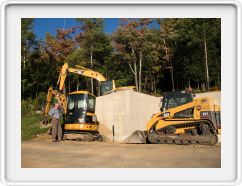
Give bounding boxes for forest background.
[21,18,221,116]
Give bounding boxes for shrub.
[33,92,47,111]
[21,98,35,116]
[21,92,47,116]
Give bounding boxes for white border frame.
[0,0,241,185]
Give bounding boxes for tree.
[21,18,37,98]
[156,19,180,91]
[21,18,36,68]
[45,28,76,64]
[158,18,221,91]
[112,18,152,92]
[75,18,105,94]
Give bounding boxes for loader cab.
[100,80,115,96]
[160,92,194,112]
[65,91,96,124]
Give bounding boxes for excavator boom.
[57,62,135,96]
[57,63,107,92]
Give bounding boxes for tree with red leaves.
[45,28,77,64]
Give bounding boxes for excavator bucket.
[122,130,147,144]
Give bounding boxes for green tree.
[75,18,105,94]
[158,18,221,91]
[21,18,37,98]
[21,18,36,68]
[112,18,152,92]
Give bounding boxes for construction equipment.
[58,63,135,96]
[124,92,221,145]
[63,90,102,141]
[42,89,101,141]
[41,65,101,141]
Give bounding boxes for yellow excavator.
[42,87,99,141]
[42,64,100,141]
[42,63,135,141]
[124,91,221,145]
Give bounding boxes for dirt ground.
[22,134,221,168]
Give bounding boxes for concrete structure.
[96,90,221,142]
[96,90,161,141]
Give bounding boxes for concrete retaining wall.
[96,90,161,141]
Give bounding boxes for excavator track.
[147,120,218,145]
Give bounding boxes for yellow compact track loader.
[124,92,221,145]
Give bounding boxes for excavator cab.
[65,91,96,124]
[63,91,99,139]
[100,80,115,96]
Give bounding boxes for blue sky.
[33,18,159,40]
[33,18,120,39]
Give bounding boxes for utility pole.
[203,20,209,92]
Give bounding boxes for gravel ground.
[22,139,221,168]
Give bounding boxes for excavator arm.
[57,63,108,91]
[56,62,123,95]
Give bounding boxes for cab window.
[76,94,87,110]
[67,95,75,110]
[88,95,95,110]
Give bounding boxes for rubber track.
[148,120,218,145]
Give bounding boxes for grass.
[21,113,50,141]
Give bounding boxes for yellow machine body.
[146,96,221,134]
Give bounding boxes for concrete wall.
[96,90,161,141]
[96,90,221,142]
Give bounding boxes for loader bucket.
[122,130,147,144]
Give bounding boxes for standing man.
[49,103,63,142]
